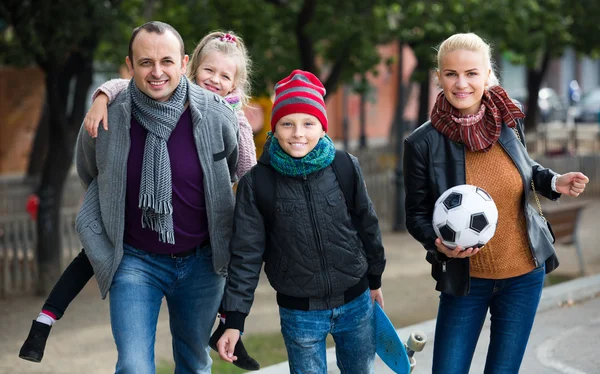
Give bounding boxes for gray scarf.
[129,77,188,244]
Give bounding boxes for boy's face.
[274,113,325,158]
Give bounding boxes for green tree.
[95,0,395,98]
[0,0,121,293]
[478,0,572,130]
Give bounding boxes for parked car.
[572,88,600,123]
[511,87,568,123]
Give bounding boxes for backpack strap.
[252,162,277,229]
[331,150,357,213]
[332,150,376,256]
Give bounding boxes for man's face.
[126,30,189,102]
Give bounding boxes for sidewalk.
[0,199,599,373]
[257,275,600,374]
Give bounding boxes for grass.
[157,331,291,374]
[544,273,576,287]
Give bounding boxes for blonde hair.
[436,33,499,88]
[187,30,252,106]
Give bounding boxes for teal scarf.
[268,133,336,177]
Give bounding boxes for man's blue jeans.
[279,289,375,374]
[109,243,225,374]
[432,265,545,374]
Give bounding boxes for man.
[75,21,238,373]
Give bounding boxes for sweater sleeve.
[235,110,258,179]
[91,78,129,104]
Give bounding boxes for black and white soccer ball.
[432,184,498,249]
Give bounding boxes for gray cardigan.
[74,81,239,298]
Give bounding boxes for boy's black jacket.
[222,148,385,332]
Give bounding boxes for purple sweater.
[123,107,209,254]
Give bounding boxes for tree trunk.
[524,50,550,132]
[393,40,406,232]
[35,50,94,295]
[359,82,367,149]
[417,70,431,126]
[35,69,71,295]
[26,99,49,183]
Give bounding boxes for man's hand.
[217,328,241,363]
[84,93,109,138]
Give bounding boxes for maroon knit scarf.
[431,85,525,152]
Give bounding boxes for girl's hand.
[555,172,589,197]
[435,238,480,258]
[371,288,384,309]
[84,93,109,138]
[217,328,240,363]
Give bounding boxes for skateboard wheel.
[406,331,427,352]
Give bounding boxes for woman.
[403,32,589,374]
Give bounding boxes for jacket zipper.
[303,175,331,308]
[498,141,539,267]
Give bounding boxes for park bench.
[543,202,586,276]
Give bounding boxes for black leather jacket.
[222,150,386,331]
[403,120,560,296]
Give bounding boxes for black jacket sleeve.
[403,139,445,262]
[350,155,386,289]
[221,172,266,332]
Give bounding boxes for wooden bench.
[543,202,586,276]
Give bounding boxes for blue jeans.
[432,265,545,374]
[279,289,375,374]
[109,243,225,374]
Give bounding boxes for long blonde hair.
[436,33,499,87]
[187,30,252,107]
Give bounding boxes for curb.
[252,274,600,374]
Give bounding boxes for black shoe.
[19,320,52,363]
[209,321,260,371]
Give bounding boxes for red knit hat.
[270,70,328,132]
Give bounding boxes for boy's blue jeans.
[109,243,225,374]
[433,265,545,374]
[279,289,375,374]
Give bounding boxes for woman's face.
[437,49,490,115]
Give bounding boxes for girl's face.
[195,51,237,97]
[274,113,325,158]
[437,49,490,115]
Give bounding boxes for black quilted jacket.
[222,150,386,331]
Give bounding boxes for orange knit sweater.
[466,143,536,279]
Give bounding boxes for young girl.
[403,33,589,373]
[19,31,260,371]
[216,70,386,373]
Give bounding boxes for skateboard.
[374,302,427,373]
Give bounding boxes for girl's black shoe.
[208,321,260,371]
[19,320,52,363]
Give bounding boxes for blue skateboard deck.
[374,302,411,374]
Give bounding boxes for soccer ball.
[432,184,498,249]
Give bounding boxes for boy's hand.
[371,288,384,309]
[84,93,109,138]
[217,328,241,363]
